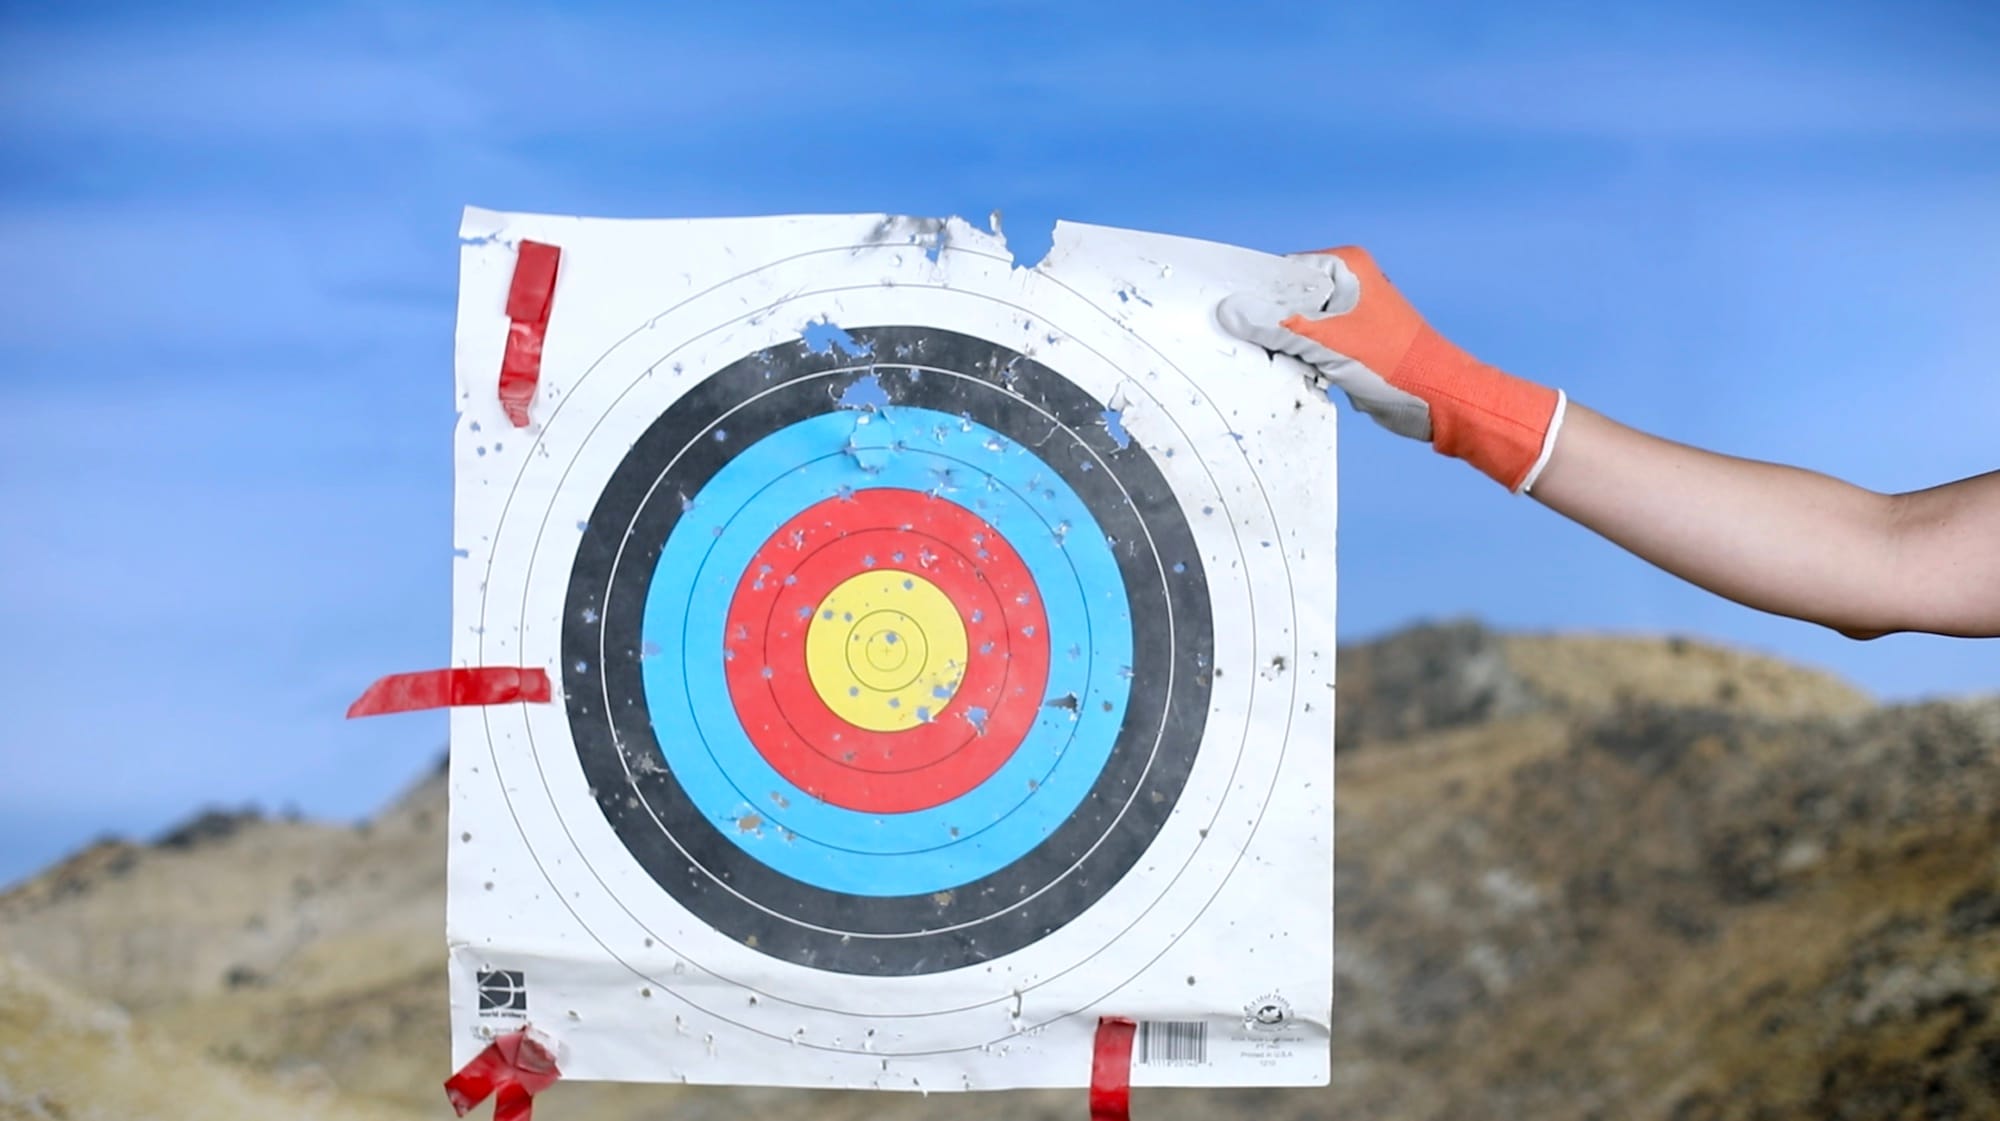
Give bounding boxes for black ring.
[563,326,1213,975]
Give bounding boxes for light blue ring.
[640,406,1135,896]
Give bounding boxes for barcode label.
[1137,1020,1209,1065]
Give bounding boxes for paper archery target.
[451,212,1337,1090]
[563,326,1213,975]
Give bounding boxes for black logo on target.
[477,969,527,1013]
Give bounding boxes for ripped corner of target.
[499,240,562,429]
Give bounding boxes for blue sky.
[2,0,1995,887]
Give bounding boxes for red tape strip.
[445,1029,561,1121]
[345,667,552,719]
[499,240,561,428]
[1090,1016,1137,1121]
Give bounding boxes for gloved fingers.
[1346,384,1434,442]
[1220,289,1382,379]
[1218,290,1378,380]
[1280,354,1434,442]
[1218,247,1369,350]
[1215,292,1334,358]
[1219,286,1434,441]
[1283,251,1341,281]
[1221,245,1437,444]
[1313,356,1434,441]
[1284,250,1364,317]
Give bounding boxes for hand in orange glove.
[1217,247,1567,492]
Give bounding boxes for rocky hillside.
[0,950,431,1121]
[1331,624,1999,1120]
[3,623,1995,1121]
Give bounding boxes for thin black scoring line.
[840,609,929,695]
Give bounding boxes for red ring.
[725,493,1050,811]
[762,531,1014,768]
[722,489,1051,813]
[728,526,1042,811]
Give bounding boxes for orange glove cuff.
[1396,326,1562,491]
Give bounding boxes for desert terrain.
[4,623,1995,1120]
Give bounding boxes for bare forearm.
[1530,405,2000,638]
[1217,248,1998,637]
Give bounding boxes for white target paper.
[448,208,1337,1091]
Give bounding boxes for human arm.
[1217,247,2000,639]
[1531,405,2000,638]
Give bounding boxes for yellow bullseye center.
[806,570,967,732]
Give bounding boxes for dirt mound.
[1331,693,2000,1119]
[1334,621,1873,750]
[1503,631,1875,722]
[0,779,442,1018]
[0,951,432,1121]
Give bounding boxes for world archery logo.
[477,969,527,1015]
